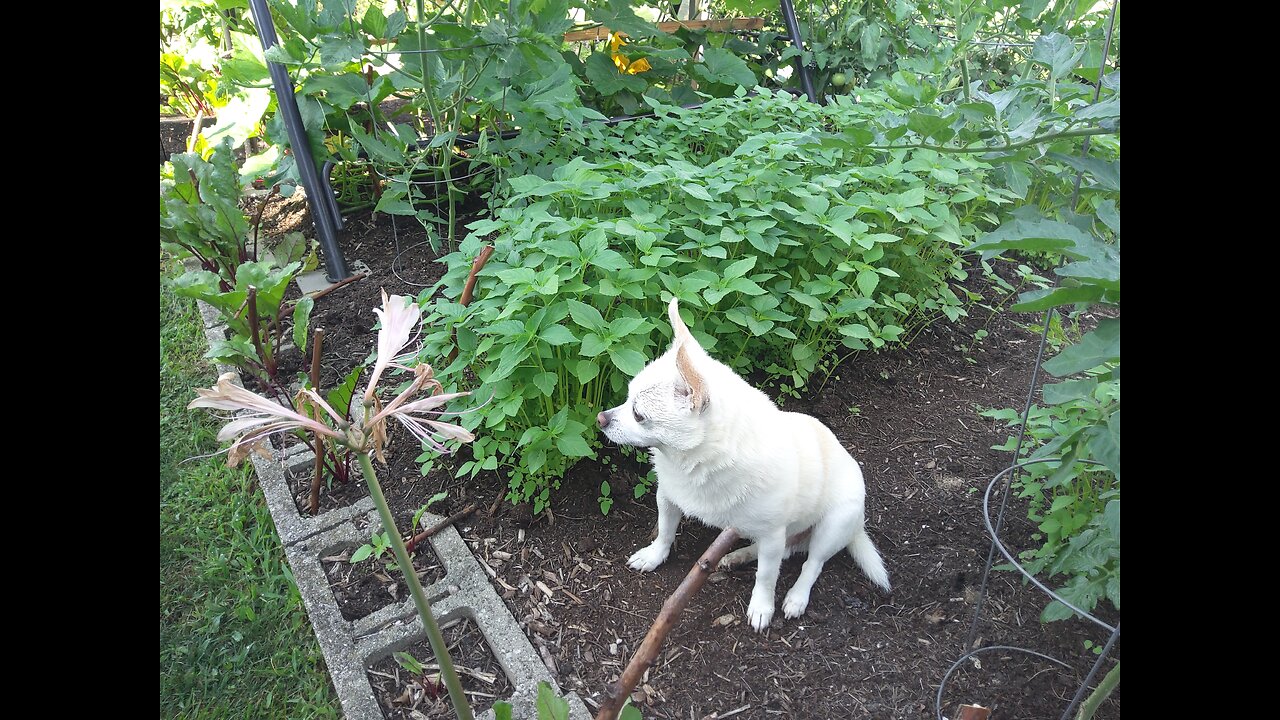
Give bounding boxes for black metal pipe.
[778,0,817,103]
[319,160,345,231]
[248,0,351,281]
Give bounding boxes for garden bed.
[263,200,1120,719]
[368,618,514,719]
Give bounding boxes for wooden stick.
[307,328,326,515]
[564,17,764,43]
[404,503,481,554]
[445,244,494,365]
[459,245,494,307]
[595,527,740,720]
[957,704,991,720]
[305,271,369,301]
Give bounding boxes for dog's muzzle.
[596,410,612,430]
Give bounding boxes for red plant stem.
[308,328,326,515]
[250,185,280,262]
[596,527,741,720]
[404,504,480,554]
[244,286,273,378]
[446,244,493,365]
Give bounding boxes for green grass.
[160,271,339,719]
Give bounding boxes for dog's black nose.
[597,411,610,429]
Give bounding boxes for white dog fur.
[597,298,890,632]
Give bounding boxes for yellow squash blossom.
[609,32,651,75]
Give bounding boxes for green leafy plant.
[162,140,314,389]
[412,491,451,534]
[161,1,273,152]
[598,481,614,515]
[393,650,428,676]
[492,681,641,719]
[973,205,1120,624]
[424,88,1010,509]
[350,529,392,564]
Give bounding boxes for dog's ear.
[668,297,700,350]
[674,343,708,412]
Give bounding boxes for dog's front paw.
[782,586,810,619]
[627,542,669,572]
[746,593,775,632]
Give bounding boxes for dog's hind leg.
[719,543,757,569]
[628,489,682,571]
[720,533,808,569]
[782,512,860,619]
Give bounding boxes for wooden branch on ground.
[564,17,764,43]
[957,704,991,720]
[595,527,740,720]
[305,271,369,301]
[404,503,481,554]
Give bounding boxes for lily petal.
[364,291,422,403]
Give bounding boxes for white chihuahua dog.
[598,298,890,631]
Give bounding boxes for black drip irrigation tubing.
[933,458,1121,720]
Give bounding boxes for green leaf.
[350,545,373,563]
[609,347,648,376]
[292,296,313,352]
[907,111,953,141]
[319,36,364,67]
[723,256,757,279]
[574,360,601,384]
[970,218,1097,258]
[1012,285,1106,312]
[567,300,607,332]
[1041,378,1097,405]
[609,316,648,338]
[533,372,557,396]
[857,269,879,297]
[1033,33,1083,79]
[839,324,872,339]
[535,682,571,720]
[1043,319,1119,377]
[1088,411,1120,476]
[1095,200,1120,235]
[555,433,593,458]
[580,333,610,357]
[1048,153,1120,191]
[585,53,646,95]
[360,5,387,39]
[327,366,364,418]
[682,183,713,202]
[694,48,757,88]
[1103,500,1120,543]
[540,325,578,346]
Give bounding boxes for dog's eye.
[632,407,645,423]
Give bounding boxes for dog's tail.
[848,529,890,592]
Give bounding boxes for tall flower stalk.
[190,291,476,720]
